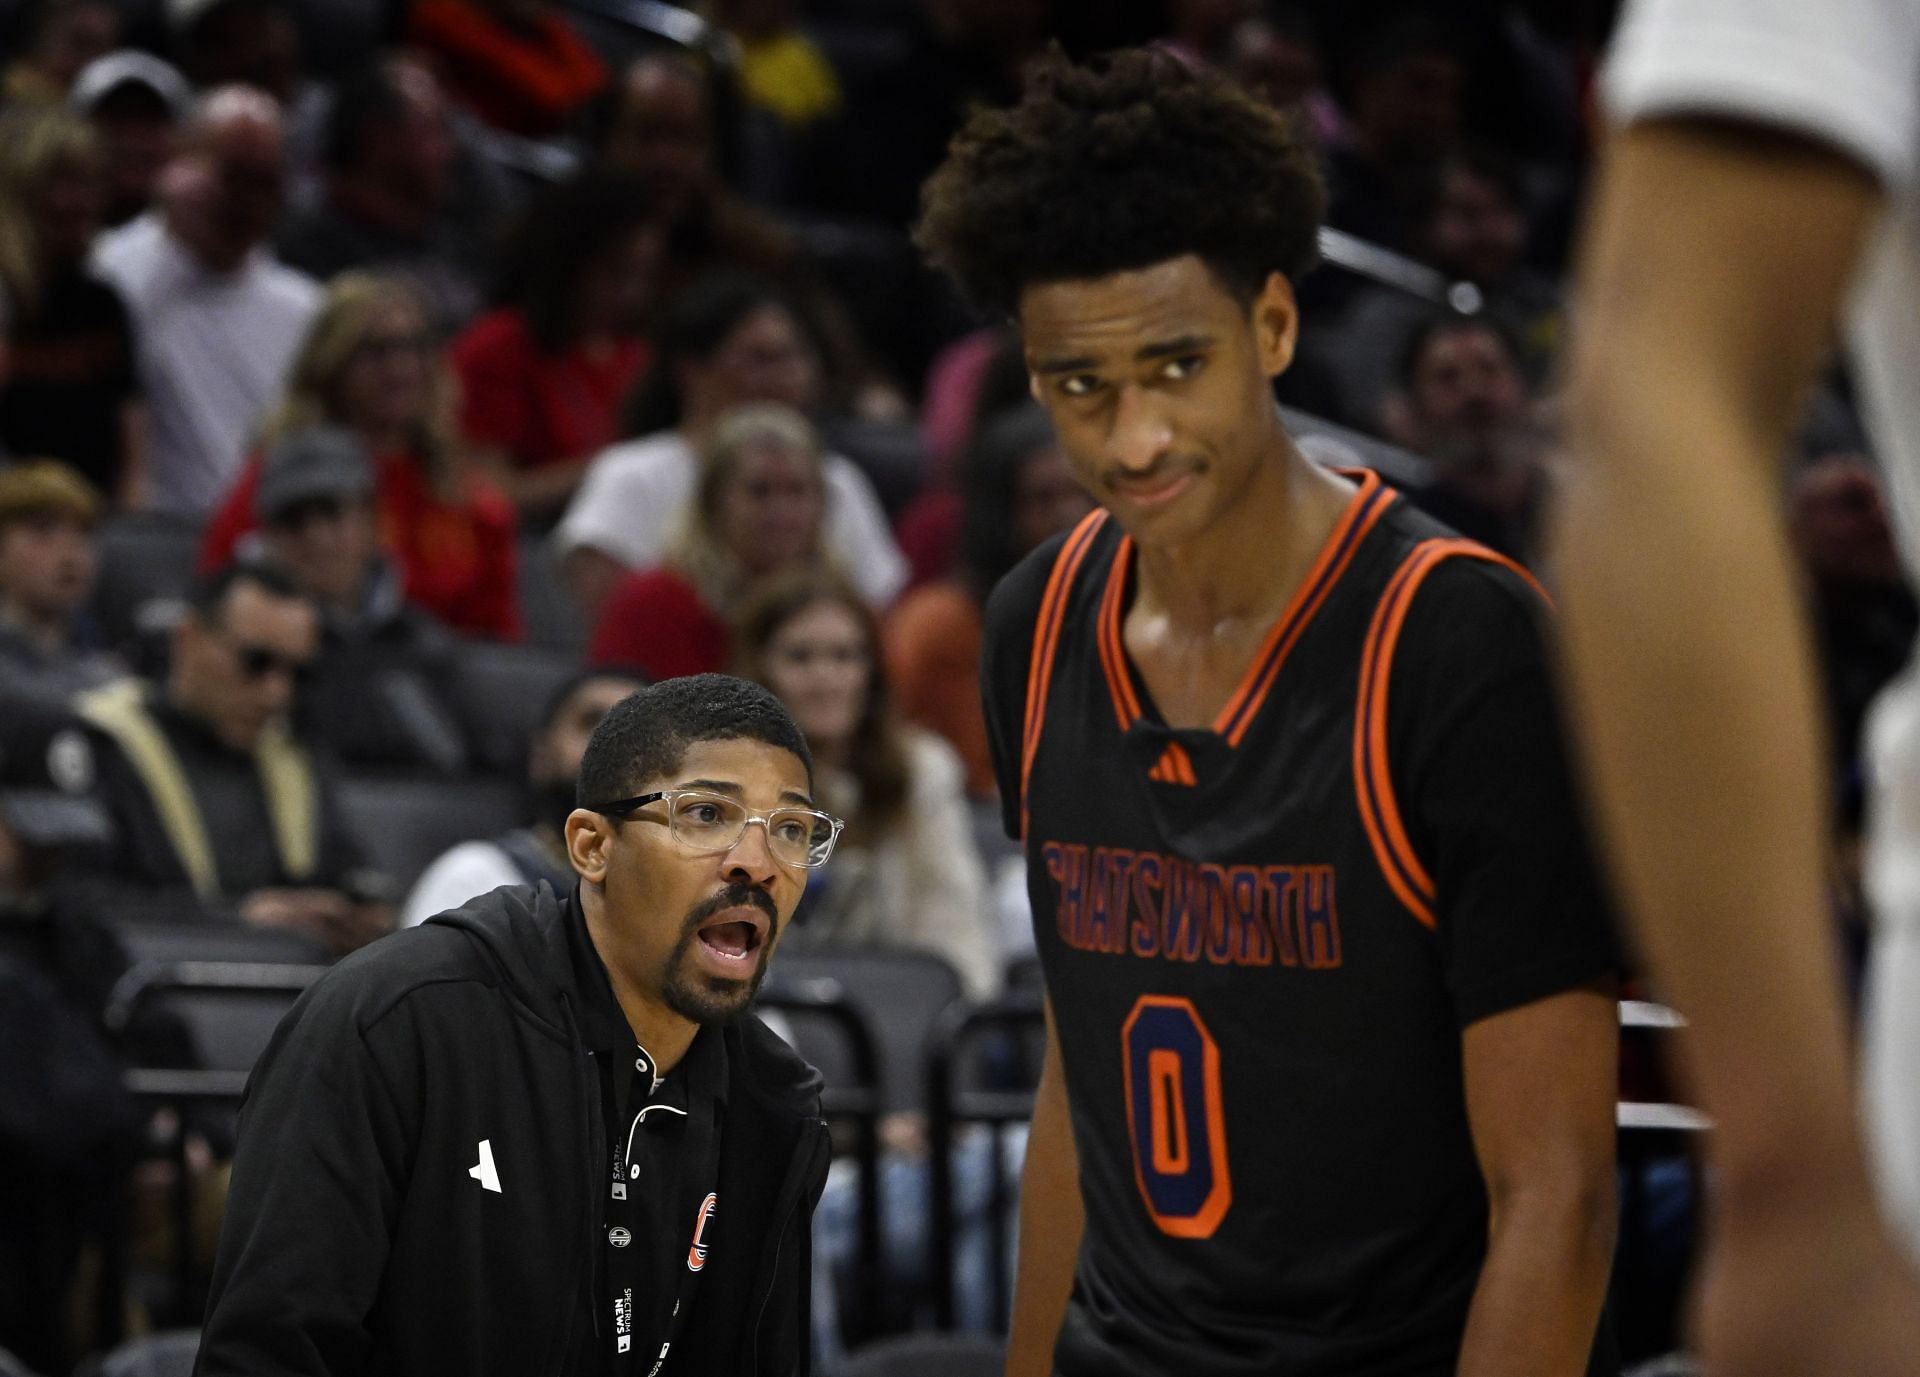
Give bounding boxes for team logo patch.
[687,1192,717,1271]
[609,1226,632,1248]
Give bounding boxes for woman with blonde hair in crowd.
[0,104,143,504]
[587,401,831,679]
[198,270,521,639]
[735,570,1001,1001]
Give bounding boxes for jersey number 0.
[1121,995,1232,1238]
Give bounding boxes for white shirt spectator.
[552,429,910,607]
[92,213,321,516]
[402,839,525,928]
[1606,0,1920,1261]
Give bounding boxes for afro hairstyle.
[914,46,1325,318]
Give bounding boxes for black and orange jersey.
[981,468,1618,1377]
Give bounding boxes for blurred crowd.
[0,0,1909,1372]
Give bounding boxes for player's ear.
[566,810,612,884]
[1252,271,1299,378]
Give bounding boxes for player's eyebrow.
[1031,334,1215,375]
[1031,352,1101,376]
[1136,333,1213,361]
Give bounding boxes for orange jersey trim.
[1090,469,1397,764]
[1019,510,1110,838]
[1354,538,1549,930]
[1215,470,1396,746]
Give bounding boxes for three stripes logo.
[686,1192,717,1271]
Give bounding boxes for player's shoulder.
[1362,511,1552,683]
[983,511,1112,650]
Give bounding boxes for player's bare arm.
[1004,997,1082,1377]
[1559,116,1920,1371]
[1456,978,1617,1377]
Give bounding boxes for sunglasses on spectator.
[215,630,313,681]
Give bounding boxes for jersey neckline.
[1095,467,1398,747]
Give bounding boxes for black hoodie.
[195,883,830,1377]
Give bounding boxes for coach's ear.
[566,810,612,885]
[1253,271,1300,379]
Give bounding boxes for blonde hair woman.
[587,402,831,678]
[198,271,522,638]
[0,104,144,503]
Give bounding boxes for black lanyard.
[600,1047,719,1373]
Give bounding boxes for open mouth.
[696,909,769,965]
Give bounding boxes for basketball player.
[916,51,1621,1376]
[1561,2,1920,1372]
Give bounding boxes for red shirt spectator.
[453,308,649,475]
[201,448,521,641]
[587,567,728,681]
[405,0,606,139]
[455,172,662,523]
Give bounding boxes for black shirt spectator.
[72,561,392,950]
[276,55,507,333]
[0,104,143,500]
[0,267,138,492]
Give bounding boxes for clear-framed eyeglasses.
[587,789,844,869]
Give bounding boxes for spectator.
[401,667,644,926]
[68,50,193,229]
[199,271,522,640]
[737,572,999,1000]
[885,404,1091,799]
[593,50,912,416]
[588,403,833,681]
[1789,453,1919,780]
[1323,11,1463,256]
[1227,2,1339,147]
[405,0,606,138]
[1327,148,1565,428]
[1,0,118,107]
[168,0,303,107]
[555,273,905,618]
[0,461,124,703]
[252,426,473,774]
[72,560,392,950]
[276,55,502,332]
[452,170,662,522]
[91,85,320,517]
[0,104,143,502]
[1383,313,1547,565]
[593,52,824,299]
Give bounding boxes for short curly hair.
[915,47,1325,317]
[576,673,812,807]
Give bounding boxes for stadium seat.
[89,514,202,655]
[448,639,583,775]
[336,772,524,894]
[516,537,587,654]
[769,947,965,1114]
[838,1331,1005,1377]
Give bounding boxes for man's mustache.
[680,883,778,935]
